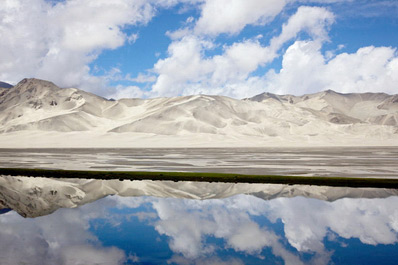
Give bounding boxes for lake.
[0,176,398,265]
[0,147,397,177]
[0,147,397,264]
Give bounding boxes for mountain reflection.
[1,176,398,264]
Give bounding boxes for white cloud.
[126,73,157,83]
[2,0,396,99]
[128,33,139,44]
[149,3,398,98]
[108,85,145,99]
[0,0,155,95]
[151,35,214,96]
[194,0,287,36]
[150,6,335,98]
[186,16,195,23]
[51,0,152,52]
[263,40,398,95]
[269,6,335,50]
[212,40,275,82]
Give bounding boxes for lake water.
[0,176,398,265]
[0,147,398,177]
[1,147,397,264]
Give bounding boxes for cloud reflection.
[1,188,398,265]
[0,198,125,265]
[113,194,398,265]
[149,196,304,265]
[267,197,398,252]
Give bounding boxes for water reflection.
[0,197,125,265]
[1,176,398,264]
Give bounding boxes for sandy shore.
[0,131,397,148]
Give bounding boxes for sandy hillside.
[0,78,397,147]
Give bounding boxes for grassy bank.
[0,167,398,188]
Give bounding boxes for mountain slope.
[0,78,397,147]
[247,90,398,126]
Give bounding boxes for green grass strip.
[0,167,397,188]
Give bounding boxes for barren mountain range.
[0,78,397,147]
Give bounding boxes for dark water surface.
[0,147,397,177]
[0,176,398,265]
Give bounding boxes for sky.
[0,0,397,99]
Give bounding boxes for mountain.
[0,78,397,147]
[0,81,13,89]
[246,90,398,126]
[0,82,13,103]
[1,175,397,218]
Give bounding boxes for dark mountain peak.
[320,89,389,99]
[0,81,13,89]
[324,89,339,95]
[13,78,60,95]
[311,89,341,98]
[247,91,282,102]
[15,78,58,88]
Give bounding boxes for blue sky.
[0,0,397,98]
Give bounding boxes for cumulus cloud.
[150,6,335,98]
[149,3,398,98]
[108,85,145,99]
[269,6,334,50]
[0,0,155,94]
[263,40,398,95]
[1,0,396,99]
[194,0,287,36]
[151,35,276,97]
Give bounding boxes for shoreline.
[1,167,398,189]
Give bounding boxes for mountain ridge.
[0,78,397,147]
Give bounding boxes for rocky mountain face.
[248,90,398,126]
[0,78,397,146]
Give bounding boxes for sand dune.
[0,78,397,147]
